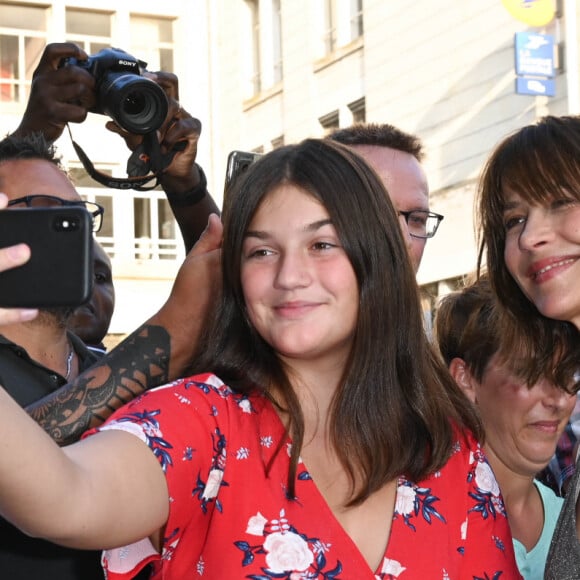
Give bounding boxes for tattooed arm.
[26,215,222,445]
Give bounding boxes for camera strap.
[66,125,174,191]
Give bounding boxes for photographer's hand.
[106,71,220,252]
[13,42,96,143]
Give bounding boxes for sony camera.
[65,47,169,135]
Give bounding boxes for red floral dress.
[88,373,522,580]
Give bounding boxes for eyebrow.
[244,218,333,239]
[501,199,521,212]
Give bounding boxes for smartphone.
[224,150,262,197]
[0,207,93,308]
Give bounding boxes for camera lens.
[123,92,147,116]
[99,74,169,134]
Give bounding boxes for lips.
[529,420,560,434]
[274,301,320,318]
[527,257,575,282]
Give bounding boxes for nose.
[274,250,311,289]
[539,379,575,411]
[518,208,555,251]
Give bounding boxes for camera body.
[66,47,168,135]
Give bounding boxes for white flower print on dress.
[395,483,416,515]
[246,512,268,536]
[236,447,250,460]
[238,398,252,413]
[263,531,314,573]
[380,557,406,576]
[202,468,224,500]
[474,461,500,496]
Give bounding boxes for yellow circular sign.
[501,0,556,26]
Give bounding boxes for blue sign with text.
[515,32,555,77]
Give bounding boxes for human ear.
[448,357,478,404]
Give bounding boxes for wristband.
[165,164,207,206]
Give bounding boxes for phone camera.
[54,216,80,232]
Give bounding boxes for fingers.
[189,214,223,256]
[0,244,38,324]
[0,307,38,325]
[34,42,88,74]
[147,71,180,101]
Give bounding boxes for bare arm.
[26,214,223,445]
[0,386,168,550]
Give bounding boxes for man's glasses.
[398,210,444,239]
[7,195,104,232]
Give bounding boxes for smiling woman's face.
[502,186,580,330]
[240,184,359,368]
[473,353,576,477]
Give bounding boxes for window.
[271,135,285,149]
[272,0,283,84]
[65,9,112,56]
[322,0,337,54]
[350,0,363,40]
[130,16,175,72]
[244,0,283,97]
[348,96,366,123]
[319,110,339,134]
[247,0,261,95]
[0,4,47,103]
[320,0,363,56]
[134,195,178,260]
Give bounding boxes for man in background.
[68,239,115,355]
[329,123,443,273]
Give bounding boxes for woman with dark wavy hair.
[477,115,580,579]
[0,138,520,579]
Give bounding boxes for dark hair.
[328,122,424,161]
[193,138,481,504]
[0,132,62,168]
[477,115,580,389]
[435,276,499,383]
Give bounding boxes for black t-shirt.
[0,332,104,580]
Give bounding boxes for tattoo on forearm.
[26,324,170,445]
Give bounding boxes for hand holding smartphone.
[224,150,262,198]
[0,207,93,308]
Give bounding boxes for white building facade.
[0,0,577,335]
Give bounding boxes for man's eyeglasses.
[7,195,104,232]
[398,210,444,239]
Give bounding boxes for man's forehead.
[0,158,81,202]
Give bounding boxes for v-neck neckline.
[257,394,398,576]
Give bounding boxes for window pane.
[134,198,151,238]
[66,9,111,37]
[159,48,173,72]
[131,16,173,43]
[95,196,114,237]
[130,17,174,73]
[0,5,47,30]
[157,199,175,239]
[91,42,111,55]
[157,19,174,43]
[24,36,45,80]
[0,35,17,81]
[69,167,110,189]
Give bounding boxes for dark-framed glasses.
[7,195,104,232]
[398,210,444,239]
